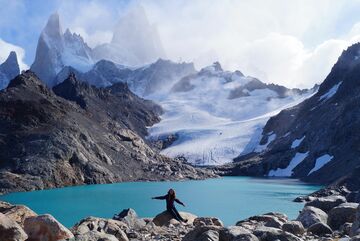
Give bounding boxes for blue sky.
[2,0,360,88]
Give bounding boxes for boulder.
[282,221,305,235]
[296,206,328,228]
[24,214,74,241]
[351,235,360,241]
[198,229,220,241]
[193,217,224,227]
[152,210,197,226]
[328,202,358,230]
[0,201,37,227]
[340,222,353,236]
[183,225,221,241]
[307,222,333,235]
[305,195,346,212]
[113,208,145,229]
[0,213,28,241]
[219,226,252,241]
[72,216,128,241]
[236,214,287,230]
[74,230,119,241]
[253,226,302,241]
[351,204,360,237]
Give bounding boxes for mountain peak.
[7,70,47,90]
[43,12,63,38]
[200,61,224,73]
[1,51,19,71]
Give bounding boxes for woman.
[152,188,188,223]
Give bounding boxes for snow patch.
[291,136,305,149]
[308,154,333,175]
[319,82,342,101]
[254,133,276,153]
[268,152,309,177]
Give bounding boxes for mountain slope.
[0,71,213,194]
[0,51,20,89]
[220,43,360,184]
[148,62,314,165]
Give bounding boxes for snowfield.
[147,63,315,165]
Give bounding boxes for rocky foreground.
[1,190,360,241]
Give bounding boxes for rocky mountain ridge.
[217,42,360,187]
[0,71,214,194]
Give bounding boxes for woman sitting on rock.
[152,188,188,223]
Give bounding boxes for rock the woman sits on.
[152,189,188,223]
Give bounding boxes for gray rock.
[351,204,360,237]
[340,223,353,236]
[282,221,305,235]
[253,226,302,241]
[74,230,119,241]
[308,222,333,235]
[219,226,251,241]
[305,195,347,212]
[183,226,221,241]
[24,214,74,241]
[351,235,360,241]
[198,229,219,241]
[0,201,37,227]
[193,217,224,227]
[72,216,128,241]
[152,210,197,226]
[328,202,358,230]
[296,206,328,228]
[236,214,287,230]
[113,208,145,229]
[0,213,27,241]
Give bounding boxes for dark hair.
[168,188,176,200]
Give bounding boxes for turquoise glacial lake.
[0,177,321,227]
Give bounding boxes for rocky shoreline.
[1,189,360,241]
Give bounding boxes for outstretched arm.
[152,195,167,200]
[175,198,185,206]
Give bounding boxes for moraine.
[0,177,321,227]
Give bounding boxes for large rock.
[152,210,197,226]
[305,195,347,212]
[113,208,145,229]
[328,202,359,230]
[24,214,74,241]
[296,206,328,228]
[198,229,220,241]
[282,221,305,235]
[351,204,360,236]
[0,201,37,226]
[253,226,302,241]
[219,226,253,241]
[183,226,221,241]
[74,230,119,241]
[236,213,288,231]
[0,213,28,241]
[72,216,128,241]
[307,222,333,235]
[351,235,360,241]
[193,217,224,227]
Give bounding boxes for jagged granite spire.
[0,51,20,89]
[31,13,93,87]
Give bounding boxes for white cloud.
[0,38,28,71]
[32,0,360,88]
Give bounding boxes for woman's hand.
[182,203,186,207]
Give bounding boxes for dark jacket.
[153,194,185,210]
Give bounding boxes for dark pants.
[167,207,185,222]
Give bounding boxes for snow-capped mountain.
[222,42,360,184]
[148,62,314,165]
[0,51,20,89]
[31,13,94,87]
[93,5,165,66]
